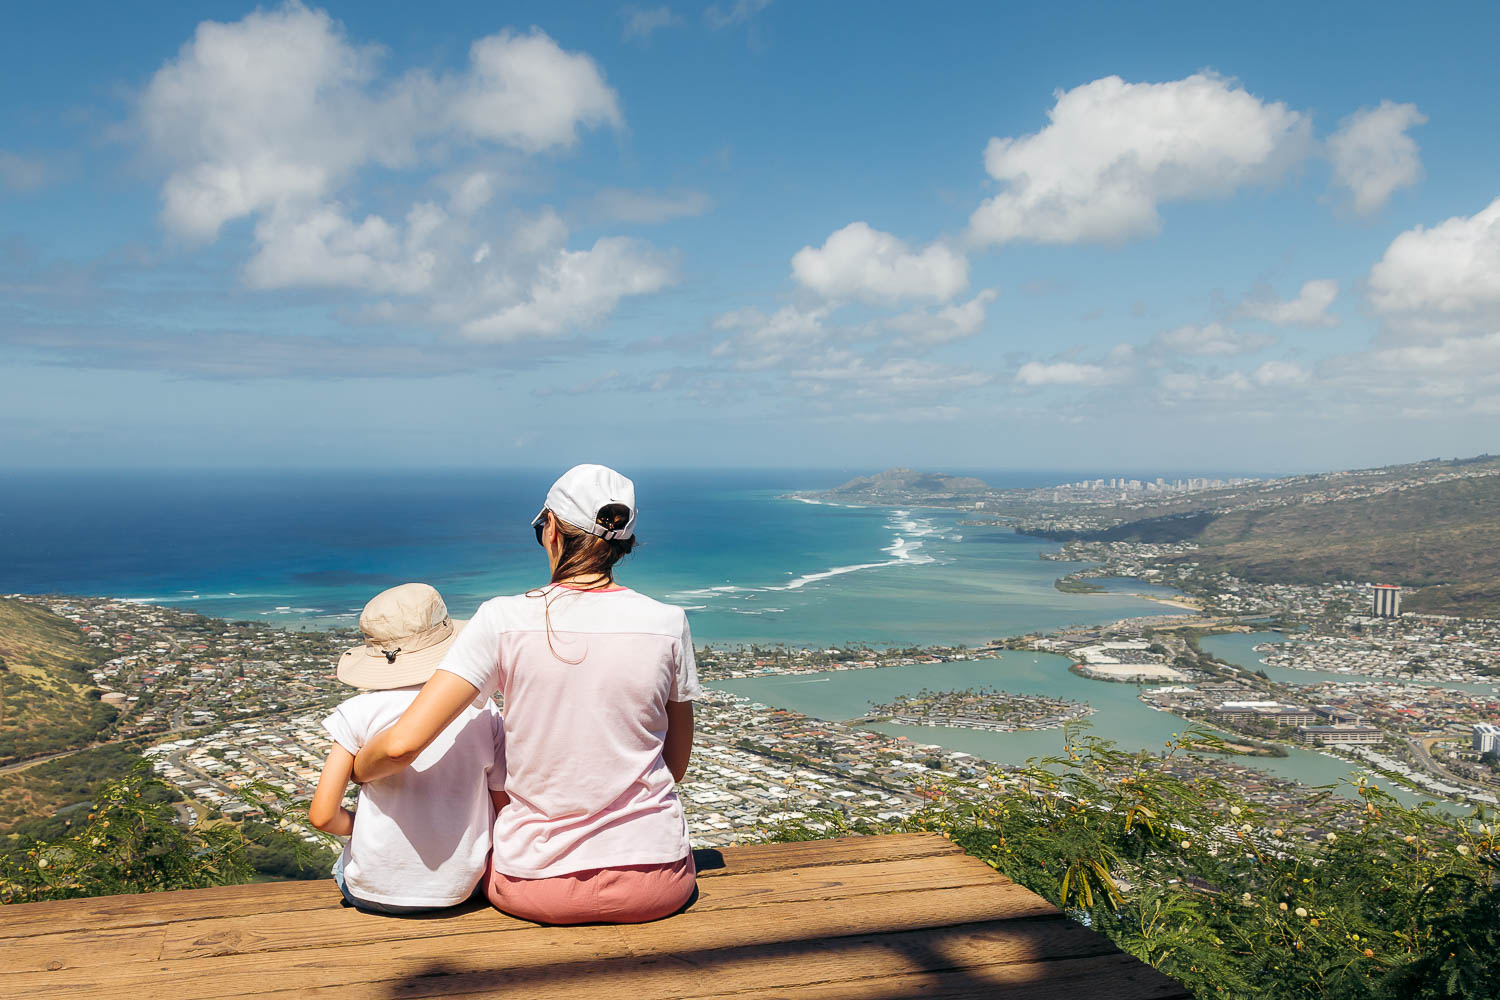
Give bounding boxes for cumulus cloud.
[1327,101,1426,215]
[885,290,998,347]
[1367,197,1500,334]
[1151,322,1274,356]
[969,73,1311,246]
[711,304,832,370]
[132,4,674,342]
[460,235,676,340]
[1015,361,1118,386]
[592,187,712,223]
[142,6,620,240]
[244,201,445,293]
[1251,360,1309,386]
[1159,360,1309,400]
[1239,279,1340,327]
[621,5,680,41]
[792,222,968,304]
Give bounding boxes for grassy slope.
[0,599,115,764]
[0,743,146,837]
[1180,476,1500,616]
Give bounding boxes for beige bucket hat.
[336,583,466,690]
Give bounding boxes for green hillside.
[0,599,116,764]
[1173,475,1500,616]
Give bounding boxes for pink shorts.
[487,855,696,925]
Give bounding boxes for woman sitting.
[353,464,700,924]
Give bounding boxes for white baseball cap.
[531,464,638,541]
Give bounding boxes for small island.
[868,687,1093,732]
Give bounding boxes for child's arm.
[489,789,511,812]
[664,700,694,783]
[308,745,357,836]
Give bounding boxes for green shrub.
[0,763,253,902]
[764,730,1499,999]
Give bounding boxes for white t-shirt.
[436,585,702,879]
[323,687,505,907]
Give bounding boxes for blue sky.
[3,1,1498,472]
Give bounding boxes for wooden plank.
[0,834,958,942]
[694,833,962,878]
[0,926,166,975]
[1,882,1048,999]
[680,951,1194,1000]
[245,918,1129,1000]
[155,854,1017,963]
[0,880,335,940]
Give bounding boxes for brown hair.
[548,504,635,587]
[528,505,637,662]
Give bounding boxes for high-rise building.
[1371,584,1401,618]
[1474,723,1500,755]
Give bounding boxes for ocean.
[2,468,1473,805]
[0,468,1170,645]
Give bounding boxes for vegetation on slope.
[768,732,1499,1000]
[0,761,338,901]
[1191,476,1500,591]
[0,743,151,839]
[1038,471,1500,618]
[0,599,116,764]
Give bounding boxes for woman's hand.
[353,670,482,783]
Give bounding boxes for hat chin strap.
[363,617,452,660]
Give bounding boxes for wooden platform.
[0,833,1190,999]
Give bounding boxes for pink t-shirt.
[436,585,702,879]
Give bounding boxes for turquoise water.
[0,470,1173,646]
[714,653,1397,801]
[1201,632,1500,696]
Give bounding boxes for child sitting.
[308,583,505,914]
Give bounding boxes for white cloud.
[1015,361,1117,386]
[886,290,998,347]
[460,236,676,341]
[1367,197,1500,332]
[705,0,773,29]
[792,222,968,304]
[1327,101,1426,215]
[244,201,443,293]
[1159,370,1253,399]
[447,172,498,215]
[1251,360,1309,386]
[621,6,680,40]
[1159,360,1309,400]
[142,5,620,240]
[135,5,672,342]
[0,151,48,192]
[449,30,621,153]
[593,187,712,224]
[792,357,992,395]
[969,73,1311,246]
[1239,279,1339,327]
[711,305,831,369]
[1151,322,1273,356]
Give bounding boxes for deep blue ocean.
[0,469,1174,645]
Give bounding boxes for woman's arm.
[352,670,481,783]
[663,700,694,783]
[308,745,356,836]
